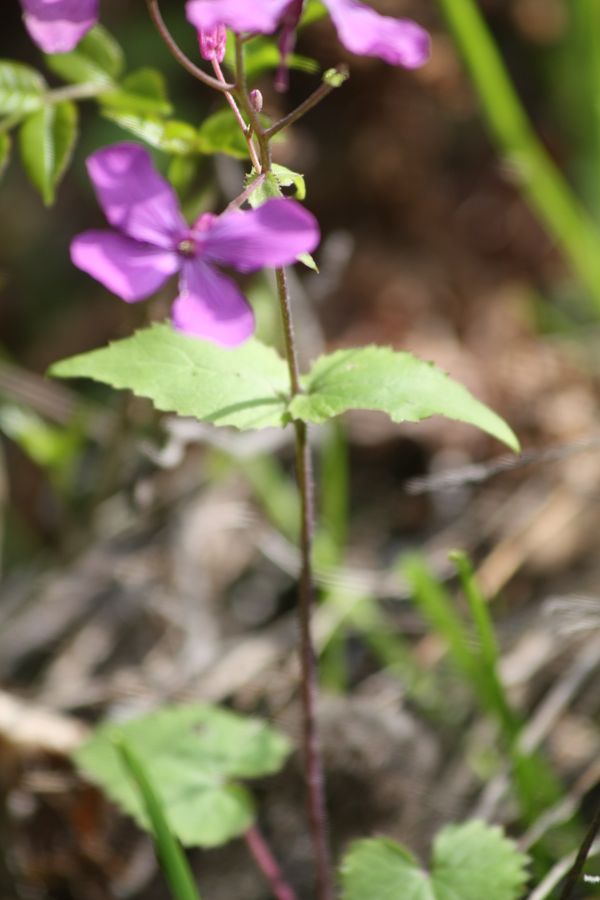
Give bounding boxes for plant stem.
[244,826,298,900]
[145,0,234,93]
[558,802,600,900]
[234,36,272,173]
[274,267,334,900]
[211,58,262,171]
[232,37,332,894]
[265,70,346,139]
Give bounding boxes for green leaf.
[19,100,78,205]
[0,61,46,116]
[45,25,124,86]
[244,168,317,270]
[0,133,11,181]
[340,822,529,900]
[301,0,328,27]
[0,403,78,472]
[167,155,199,199]
[224,38,319,81]
[197,108,249,159]
[102,110,199,155]
[271,163,307,200]
[116,741,202,900]
[290,347,519,450]
[245,170,282,207]
[49,324,291,431]
[102,68,172,116]
[74,705,290,848]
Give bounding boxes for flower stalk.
[141,13,347,899]
[244,826,298,900]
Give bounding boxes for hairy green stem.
[437,0,600,313]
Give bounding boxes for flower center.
[177,238,197,258]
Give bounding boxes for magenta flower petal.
[86,144,186,250]
[172,260,255,346]
[70,230,179,302]
[186,0,290,34]
[324,0,430,68]
[198,198,320,273]
[21,0,99,53]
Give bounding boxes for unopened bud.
[249,89,263,113]
[198,24,227,64]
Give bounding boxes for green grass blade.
[116,739,202,900]
[450,550,520,741]
[436,0,600,314]
[402,554,480,683]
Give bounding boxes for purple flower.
[198,24,227,63]
[70,143,320,346]
[186,0,430,69]
[20,0,99,53]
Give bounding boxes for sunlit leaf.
[197,108,249,159]
[102,110,199,155]
[102,68,172,116]
[0,61,46,116]
[19,100,78,205]
[45,25,124,86]
[75,705,290,848]
[290,347,519,450]
[50,324,291,431]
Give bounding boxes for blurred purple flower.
[70,143,320,346]
[198,24,227,63]
[20,0,99,53]
[186,0,430,69]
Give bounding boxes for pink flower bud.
[249,89,264,113]
[198,24,227,63]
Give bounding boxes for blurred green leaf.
[116,741,202,900]
[340,822,529,900]
[197,108,249,159]
[0,61,46,116]
[291,347,519,450]
[75,705,290,848]
[102,110,199,155]
[0,404,79,472]
[224,38,318,81]
[19,100,78,205]
[0,133,11,181]
[50,324,291,431]
[45,25,124,86]
[102,68,172,116]
[301,0,328,27]
[167,155,199,199]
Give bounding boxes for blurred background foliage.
[3,1,600,897]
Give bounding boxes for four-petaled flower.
[186,0,430,69]
[70,143,320,346]
[19,0,99,53]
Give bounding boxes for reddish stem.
[244,826,298,900]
